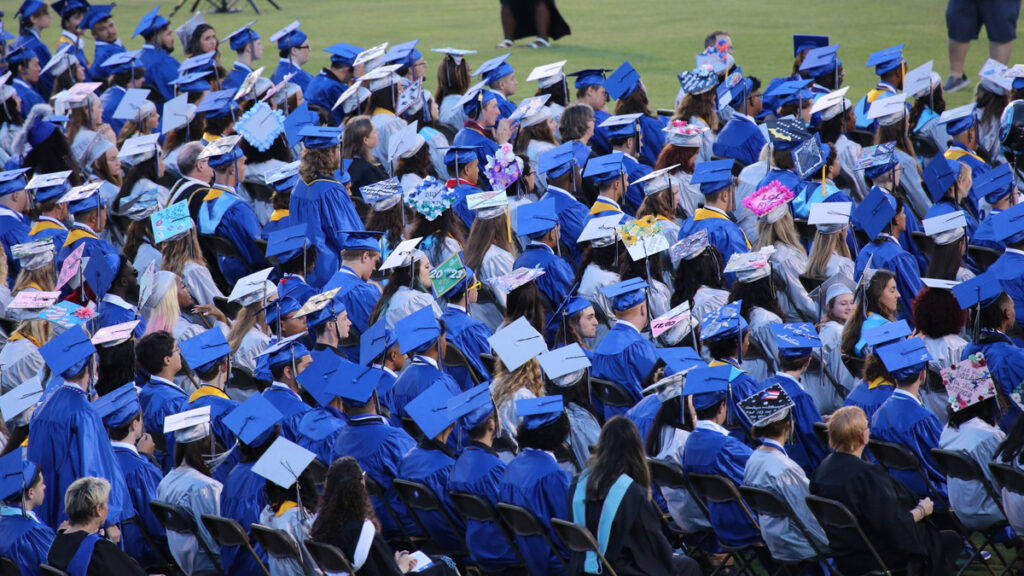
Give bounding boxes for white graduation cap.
[57,180,103,204]
[25,170,72,190]
[922,210,968,236]
[904,60,935,99]
[388,121,425,162]
[455,80,489,110]
[1007,64,1024,79]
[162,94,193,134]
[979,58,1013,94]
[112,88,153,121]
[809,86,850,116]
[163,405,212,443]
[599,112,643,128]
[380,237,423,271]
[0,376,44,423]
[91,320,140,346]
[175,11,206,49]
[866,93,907,122]
[538,343,591,380]
[252,437,316,489]
[509,94,551,124]
[40,43,74,77]
[631,165,678,191]
[808,202,852,226]
[362,64,403,91]
[488,316,548,372]
[227,267,275,303]
[353,42,389,69]
[430,47,476,65]
[921,278,960,291]
[577,214,622,243]
[117,133,161,162]
[331,79,369,113]
[197,135,243,161]
[268,20,300,43]
[233,66,265,101]
[527,60,566,89]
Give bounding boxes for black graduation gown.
[47,531,147,576]
[348,156,390,193]
[502,0,572,41]
[810,452,948,576]
[319,520,457,576]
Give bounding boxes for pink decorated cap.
[743,180,794,223]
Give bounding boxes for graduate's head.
[64,477,110,528]
[751,409,792,442]
[175,435,214,477]
[451,158,479,185]
[341,247,381,280]
[144,23,175,53]
[778,354,812,373]
[312,457,370,540]
[0,451,44,510]
[19,1,51,32]
[270,352,312,384]
[58,3,88,33]
[24,466,45,509]
[827,406,869,454]
[177,141,213,183]
[186,24,219,59]
[744,76,763,117]
[516,410,570,452]
[341,115,376,159]
[978,291,1015,332]
[10,54,41,84]
[106,409,144,443]
[913,287,967,339]
[265,466,319,514]
[704,30,733,53]
[136,330,182,378]
[559,103,595,144]
[86,8,117,43]
[108,254,139,300]
[587,416,651,496]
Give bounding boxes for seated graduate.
[156,408,224,575]
[218,395,281,575]
[569,416,702,576]
[220,22,261,92]
[452,81,512,192]
[134,6,179,102]
[290,348,349,465]
[58,181,120,287]
[307,287,352,358]
[603,61,666,167]
[941,103,991,218]
[306,42,358,126]
[541,343,603,472]
[441,144,483,231]
[698,301,760,432]
[28,326,133,530]
[390,306,462,425]
[0,449,56,576]
[46,477,146,576]
[311,457,458,575]
[92,384,169,570]
[441,264,493,388]
[681,365,761,549]
[180,328,239,480]
[583,151,631,220]
[398,382,467,557]
[987,202,1024,324]
[322,230,385,360]
[678,159,752,286]
[938,369,1010,534]
[512,196,576,311]
[135,330,188,473]
[267,223,318,309]
[499,396,573,576]
[447,384,521,571]
[590,278,660,419]
[811,406,961,576]
[96,255,146,338]
[714,75,766,168]
[923,157,977,235]
[254,438,321,576]
[602,114,653,215]
[740,384,830,566]
[258,335,314,442]
[995,415,1024,537]
[26,172,71,249]
[538,141,591,265]
[269,21,314,90]
[729,258,785,382]
[360,317,405,426]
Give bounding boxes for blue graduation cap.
[516,396,564,430]
[681,365,732,411]
[200,135,244,169]
[133,6,169,39]
[329,363,382,408]
[406,381,458,439]
[582,151,625,185]
[537,141,589,178]
[226,21,259,52]
[516,196,559,238]
[0,448,38,503]
[766,118,811,151]
[271,21,307,51]
[448,383,494,431]
[601,277,648,311]
[360,317,390,366]
[658,346,705,376]
[857,142,898,179]
[939,103,977,136]
[340,230,384,252]
[263,297,303,330]
[853,187,897,240]
[566,68,611,89]
[442,145,480,168]
[876,337,930,381]
[180,328,231,374]
[866,44,905,76]
[800,45,841,77]
[284,102,315,149]
[604,61,641,100]
[385,39,420,67]
[793,34,829,57]
[196,89,238,119]
[990,201,1024,244]
[863,319,911,348]
[295,350,342,407]
[92,383,141,429]
[396,306,442,356]
[16,0,47,19]
[690,159,734,194]
[953,272,1005,310]
[168,70,212,93]
[473,53,513,85]
[266,223,312,265]
[52,0,88,16]
[766,79,813,108]
[457,80,498,116]
[0,168,31,198]
[83,251,118,299]
[326,42,362,67]
[25,170,71,203]
[39,325,96,379]
[101,49,144,75]
[700,301,748,342]
[298,125,342,150]
[224,394,283,446]
[81,4,115,30]
[974,163,1015,204]
[5,44,36,66]
[770,323,822,359]
[922,157,962,202]
[179,52,217,75]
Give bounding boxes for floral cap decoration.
[406,177,457,222]
[944,352,998,412]
[484,143,523,191]
[663,120,707,147]
[743,180,794,224]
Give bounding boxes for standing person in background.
[944,0,1020,92]
[495,0,571,49]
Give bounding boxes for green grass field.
[26,0,1024,110]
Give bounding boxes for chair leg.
[708,551,737,576]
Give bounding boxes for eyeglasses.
[297,45,310,51]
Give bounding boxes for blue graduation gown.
[757,375,827,474]
[682,424,759,547]
[442,305,493,390]
[499,449,571,576]
[621,154,653,215]
[19,32,52,97]
[140,377,189,473]
[277,274,315,308]
[100,85,128,135]
[0,207,31,283]
[946,143,991,216]
[333,414,419,538]
[448,181,479,230]
[637,115,667,167]
[678,208,751,286]
[92,40,126,79]
[452,126,499,190]
[591,322,660,420]
[27,385,134,528]
[260,211,291,240]
[512,243,575,311]
[870,390,948,503]
[220,62,254,93]
[626,394,662,448]
[398,439,465,553]
[198,186,271,286]
[448,441,517,569]
[963,331,1024,431]
[391,358,462,422]
[295,406,348,464]
[289,176,364,289]
[305,69,347,125]
[140,44,180,102]
[220,461,269,575]
[374,370,401,427]
[854,236,923,325]
[12,78,45,116]
[323,266,382,360]
[714,114,767,167]
[263,384,311,442]
[0,508,55,576]
[112,443,169,568]
[96,299,147,339]
[271,60,314,91]
[490,90,516,120]
[843,380,895,422]
[988,251,1024,332]
[756,168,801,200]
[56,225,120,281]
[541,186,589,265]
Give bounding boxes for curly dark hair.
[913,287,967,339]
[311,457,378,541]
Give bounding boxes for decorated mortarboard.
[429,252,469,299]
[922,211,967,246]
[690,159,734,194]
[509,94,551,125]
[25,170,71,198]
[792,134,829,180]
[380,237,423,271]
[670,229,711,264]
[0,448,38,503]
[853,186,897,240]
[604,61,641,100]
[538,343,591,382]
[490,268,546,298]
[447,383,495,431]
[766,118,810,151]
[466,189,509,214]
[488,316,548,372]
[942,353,997,412]
[566,68,611,89]
[269,20,306,51]
[406,381,458,439]
[953,272,1005,310]
[473,53,513,85]
[225,20,259,52]
[515,196,559,237]
[0,377,44,424]
[150,201,193,244]
[922,157,962,202]
[92,383,141,429]
[359,178,403,212]
[904,60,936,98]
[396,78,424,117]
[739,384,795,428]
[700,301,748,342]
[808,202,851,234]
[618,216,671,261]
[582,151,626,185]
[198,135,244,169]
[973,162,1016,204]
[227,268,275,304]
[325,42,363,67]
[252,436,316,489]
[863,318,911,348]
[663,120,707,148]
[744,180,795,223]
[800,44,842,77]
[601,277,648,312]
[516,396,564,430]
[770,323,822,358]
[235,102,286,152]
[39,325,96,378]
[91,320,141,347]
[162,94,193,134]
[395,306,442,356]
[11,238,55,273]
[180,328,231,374]
[681,365,732,411]
[678,66,719,95]
[877,337,931,380]
[431,47,477,65]
[7,289,59,311]
[224,393,283,446]
[857,141,899,180]
[809,86,850,116]
[865,44,905,75]
[939,103,978,136]
[979,58,1012,95]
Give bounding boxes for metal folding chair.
[150,499,224,574]
[496,502,570,572]
[304,539,356,574]
[806,494,900,576]
[450,491,531,574]
[392,479,470,558]
[550,518,619,576]
[250,523,306,573]
[200,514,270,576]
[739,485,834,575]
[687,473,768,576]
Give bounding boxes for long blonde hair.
[805,229,851,278]
[11,319,51,347]
[491,357,545,410]
[159,229,206,277]
[756,211,807,257]
[145,284,181,335]
[13,265,55,293]
[227,303,268,351]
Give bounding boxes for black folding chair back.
[868,439,948,507]
[799,274,825,294]
[38,565,68,576]
[647,458,712,520]
[450,492,531,572]
[497,502,570,571]
[363,475,414,544]
[968,245,1002,273]
[805,495,892,575]
[479,353,497,376]
[687,473,760,529]
[910,231,933,258]
[443,342,482,386]
[591,377,634,409]
[813,421,830,451]
[0,558,20,576]
[201,514,270,576]
[989,461,1024,495]
[149,499,224,574]
[739,486,830,559]
[392,479,470,557]
[250,523,302,562]
[198,233,240,294]
[550,518,619,576]
[304,539,356,573]
[122,514,176,572]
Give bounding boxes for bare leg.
[500,3,515,42]
[948,39,970,77]
[534,0,551,42]
[990,40,1014,64]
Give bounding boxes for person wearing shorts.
[944,0,1021,92]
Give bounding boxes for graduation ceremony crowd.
[9,1,1024,575]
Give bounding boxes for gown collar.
[892,388,922,405]
[111,440,140,455]
[696,420,730,436]
[412,355,439,369]
[418,437,457,459]
[761,439,787,455]
[468,440,499,456]
[149,375,182,390]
